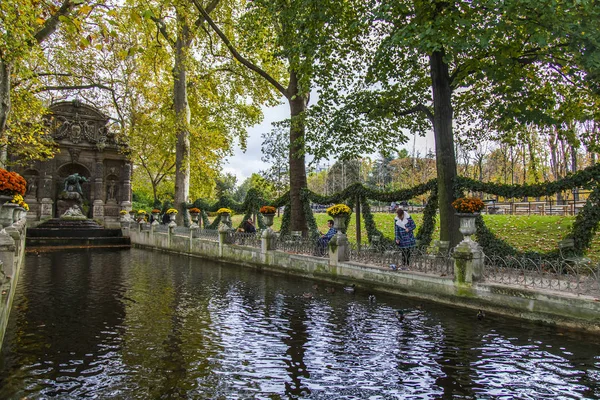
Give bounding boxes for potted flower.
[451,197,485,214]
[119,209,129,221]
[260,205,276,227]
[452,197,485,242]
[165,208,178,224]
[0,169,27,199]
[0,171,26,227]
[217,207,233,225]
[188,207,201,225]
[137,209,147,222]
[326,204,352,233]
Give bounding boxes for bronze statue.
[64,173,88,195]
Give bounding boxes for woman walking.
[394,208,416,266]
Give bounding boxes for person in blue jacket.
[394,208,416,266]
[316,219,337,256]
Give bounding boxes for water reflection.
[0,249,599,399]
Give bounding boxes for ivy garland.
[179,162,598,258]
[457,163,600,257]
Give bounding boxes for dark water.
[0,249,599,399]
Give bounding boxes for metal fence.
[225,231,262,249]
[131,224,600,296]
[483,254,600,296]
[349,244,454,277]
[273,235,328,257]
[196,229,219,241]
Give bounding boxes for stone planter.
[0,203,18,227]
[13,207,26,222]
[332,214,349,234]
[190,212,200,223]
[219,212,231,226]
[456,213,479,243]
[261,213,275,227]
[169,213,177,223]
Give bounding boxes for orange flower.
[452,197,485,213]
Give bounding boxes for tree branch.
[150,16,175,47]
[190,0,288,97]
[36,84,115,93]
[34,0,77,44]
[394,104,434,124]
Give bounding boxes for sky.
[222,98,436,184]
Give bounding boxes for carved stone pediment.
[46,101,119,148]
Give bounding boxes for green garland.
[182,162,598,258]
[457,163,600,257]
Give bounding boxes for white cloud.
[222,97,436,183]
[223,99,288,183]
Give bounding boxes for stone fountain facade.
[13,100,132,228]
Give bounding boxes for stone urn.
[13,206,26,222]
[151,212,160,225]
[189,212,200,224]
[456,213,479,243]
[0,202,18,227]
[169,213,177,223]
[220,212,231,226]
[261,213,275,227]
[129,210,136,219]
[333,214,349,234]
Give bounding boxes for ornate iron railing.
[483,254,600,296]
[155,225,169,233]
[225,231,262,248]
[273,235,327,257]
[349,244,454,277]
[196,229,219,241]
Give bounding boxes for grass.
[224,213,600,261]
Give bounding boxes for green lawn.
[229,212,600,261]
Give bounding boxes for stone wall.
[125,223,600,333]
[0,214,28,349]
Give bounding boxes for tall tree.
[309,0,600,246]
[0,0,83,165]
[193,0,362,235]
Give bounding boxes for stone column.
[93,161,104,221]
[261,229,276,253]
[0,231,16,280]
[329,232,350,266]
[120,162,132,210]
[39,169,54,220]
[452,241,484,284]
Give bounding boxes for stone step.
[26,236,131,248]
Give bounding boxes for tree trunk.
[0,59,11,167]
[287,71,308,235]
[173,15,191,220]
[429,50,460,246]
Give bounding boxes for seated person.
[316,219,337,255]
[241,218,256,233]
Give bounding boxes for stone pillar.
[40,169,54,220]
[190,224,199,239]
[329,232,350,266]
[261,229,276,253]
[218,226,228,258]
[0,231,16,280]
[92,161,104,221]
[452,241,484,284]
[40,198,53,220]
[120,163,132,210]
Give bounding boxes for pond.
[0,249,599,399]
